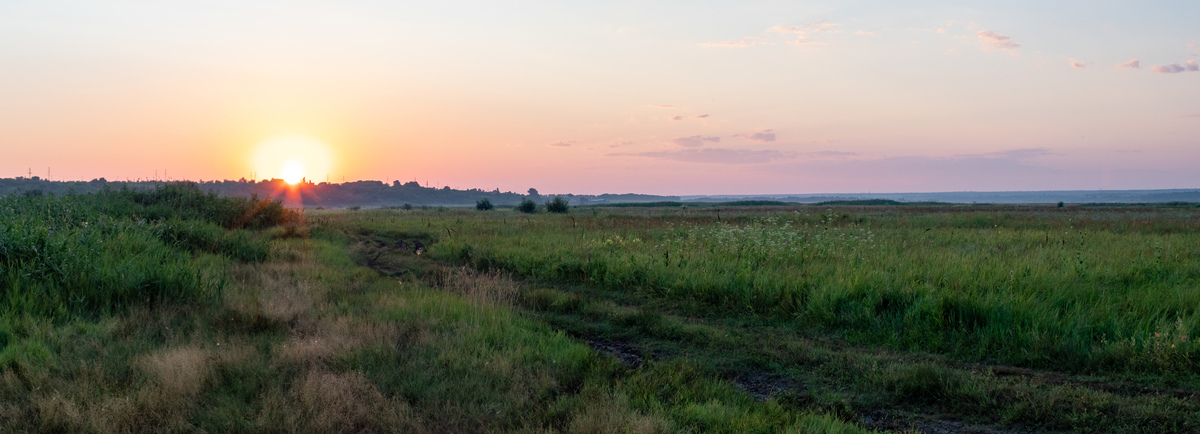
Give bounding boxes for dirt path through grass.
[355,234,1200,433]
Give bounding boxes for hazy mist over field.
[2,1,1197,194]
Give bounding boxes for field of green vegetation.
[0,186,867,433]
[324,202,1200,432]
[5,186,1199,432]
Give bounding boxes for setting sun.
[251,135,334,184]
[280,160,305,184]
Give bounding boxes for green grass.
[321,205,1200,382]
[0,189,874,433]
[13,191,1199,431]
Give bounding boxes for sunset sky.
[2,1,1197,195]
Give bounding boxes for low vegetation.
[546,196,570,213]
[326,203,1200,432]
[0,187,872,432]
[7,190,1198,432]
[517,197,539,214]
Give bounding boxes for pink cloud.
[608,148,792,164]
[735,129,776,142]
[647,104,676,108]
[1069,58,1087,69]
[977,31,1020,54]
[855,30,874,35]
[672,136,721,148]
[1118,58,1140,69]
[1151,60,1199,74]
[670,115,684,121]
[694,114,709,119]
[549,142,573,147]
[705,20,839,48]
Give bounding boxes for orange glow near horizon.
[252,135,334,184]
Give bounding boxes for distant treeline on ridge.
[0,177,677,208]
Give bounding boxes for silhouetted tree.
[546,196,569,213]
[476,198,494,211]
[517,197,538,213]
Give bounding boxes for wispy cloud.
[669,114,710,121]
[670,115,684,121]
[734,129,776,142]
[804,150,857,158]
[699,20,839,48]
[1118,58,1140,69]
[694,114,709,119]
[977,30,1020,55]
[672,135,721,148]
[549,141,573,147]
[855,30,874,36]
[609,148,792,164]
[1069,58,1087,68]
[647,104,676,109]
[1151,60,1199,74]
[958,147,1053,160]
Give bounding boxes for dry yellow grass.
[140,346,211,397]
[439,266,518,307]
[293,369,425,433]
[278,317,399,367]
[568,391,672,434]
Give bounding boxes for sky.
[1,1,1197,195]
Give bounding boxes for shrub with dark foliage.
[546,196,569,214]
[516,197,538,214]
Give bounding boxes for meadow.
[4,186,1199,432]
[0,186,868,433]
[325,202,1200,432]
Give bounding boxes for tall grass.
[0,184,287,319]
[337,206,1200,378]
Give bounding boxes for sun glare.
[252,135,334,184]
[280,160,305,184]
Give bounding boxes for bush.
[517,198,538,214]
[0,195,222,317]
[476,198,494,211]
[91,182,293,229]
[546,196,569,214]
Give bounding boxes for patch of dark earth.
[859,411,1043,434]
[584,337,644,368]
[731,371,805,401]
[984,365,1199,400]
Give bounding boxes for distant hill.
[682,189,1200,204]
[0,177,678,207]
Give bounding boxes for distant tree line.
[0,177,678,208]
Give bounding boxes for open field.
[319,203,1200,432]
[1,187,867,433]
[4,187,1199,432]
